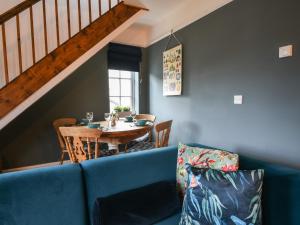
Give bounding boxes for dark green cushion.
[80,147,178,224]
[93,181,180,225]
[0,164,88,225]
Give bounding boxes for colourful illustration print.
[163,44,182,96]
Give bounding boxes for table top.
[90,120,153,136]
[78,120,153,145]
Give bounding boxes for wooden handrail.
[0,0,41,24]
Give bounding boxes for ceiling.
[114,0,233,47]
[0,0,232,48]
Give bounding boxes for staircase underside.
[0,3,144,122]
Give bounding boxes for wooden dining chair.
[127,120,173,152]
[125,114,156,151]
[154,120,172,148]
[59,127,102,163]
[135,114,156,123]
[135,114,156,141]
[53,118,77,164]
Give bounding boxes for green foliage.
[113,106,123,112]
[113,106,131,112]
[122,106,131,111]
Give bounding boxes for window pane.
[120,71,132,78]
[121,97,132,108]
[110,97,120,112]
[109,69,119,78]
[121,79,132,96]
[109,78,120,96]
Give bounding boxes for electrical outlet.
[279,45,293,58]
[234,95,243,105]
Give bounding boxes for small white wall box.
[234,95,243,104]
[279,45,293,58]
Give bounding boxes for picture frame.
[163,44,182,96]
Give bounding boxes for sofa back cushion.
[177,143,239,197]
[80,147,178,223]
[180,165,264,225]
[0,164,88,225]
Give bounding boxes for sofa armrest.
[239,155,300,225]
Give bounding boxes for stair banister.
[0,0,120,87]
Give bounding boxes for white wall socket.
[279,45,293,58]
[234,95,243,105]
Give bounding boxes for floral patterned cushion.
[179,164,264,225]
[177,143,239,197]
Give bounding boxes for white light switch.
[234,95,243,105]
[279,45,293,58]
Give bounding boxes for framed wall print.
[163,44,182,96]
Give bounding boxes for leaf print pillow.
[177,143,239,198]
[179,164,264,225]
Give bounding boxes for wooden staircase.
[0,0,146,127]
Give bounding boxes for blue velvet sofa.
[0,143,299,225]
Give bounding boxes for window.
[108,69,139,112]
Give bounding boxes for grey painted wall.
[147,0,300,168]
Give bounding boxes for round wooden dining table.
[91,120,153,153]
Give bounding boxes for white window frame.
[108,69,138,112]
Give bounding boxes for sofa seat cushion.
[93,181,181,225]
[153,213,181,225]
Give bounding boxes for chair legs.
[59,151,65,165]
[148,131,152,142]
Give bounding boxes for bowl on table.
[125,116,133,122]
[79,118,89,126]
[135,119,148,126]
[87,123,101,129]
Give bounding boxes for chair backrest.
[59,127,102,163]
[155,120,173,148]
[53,118,77,150]
[135,114,156,122]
